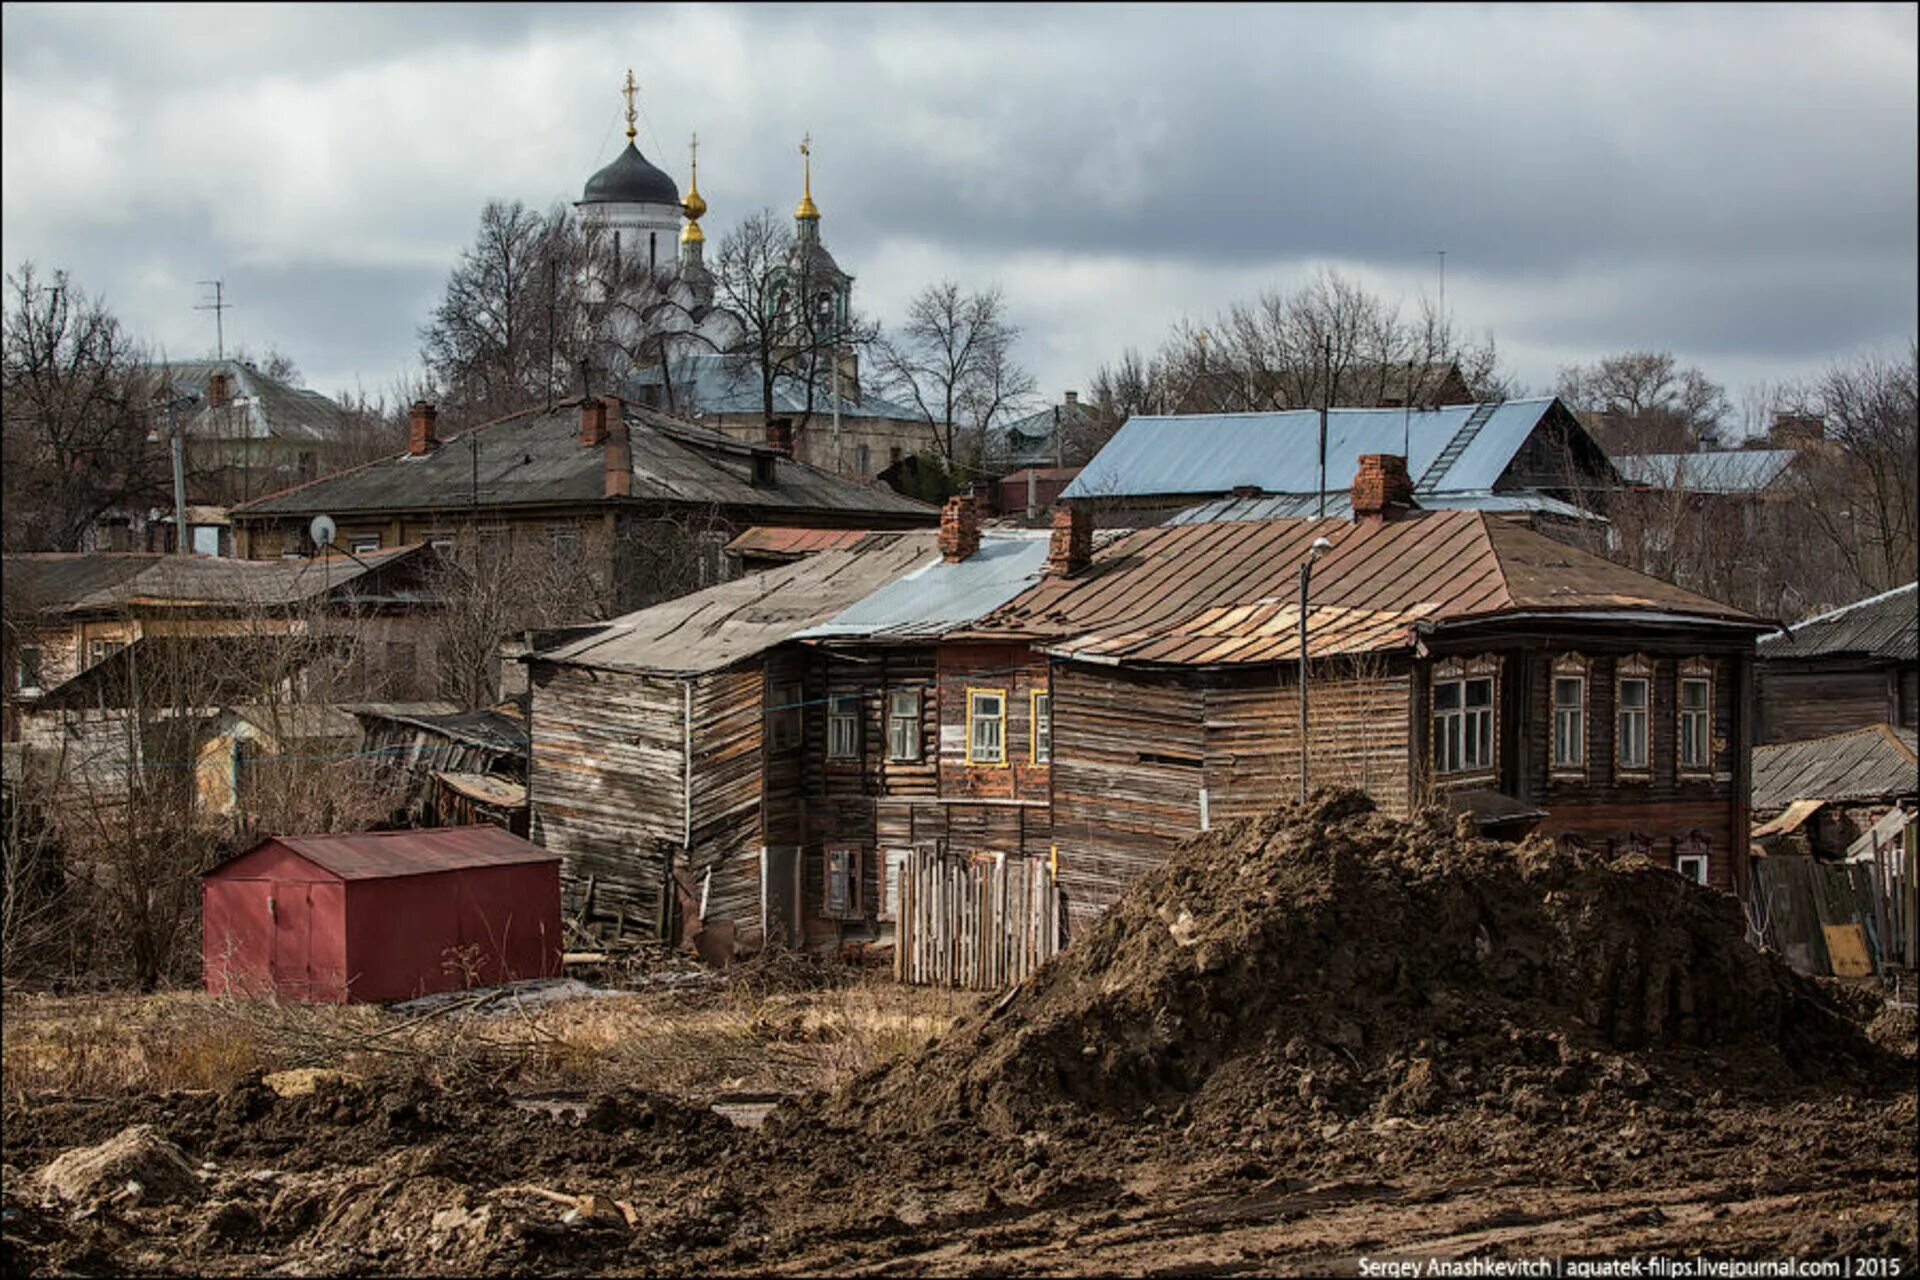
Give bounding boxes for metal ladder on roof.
[1415,400,1501,494]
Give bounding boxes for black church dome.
[581,142,681,206]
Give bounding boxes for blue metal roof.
[796,530,1054,640]
[1167,488,1602,525]
[626,354,923,423]
[1060,398,1561,501]
[1612,449,1796,493]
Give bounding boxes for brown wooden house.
[1756,582,1917,744]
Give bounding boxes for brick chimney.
[580,397,609,446]
[939,495,982,563]
[1063,390,1078,408]
[1046,503,1092,577]
[1350,453,1413,524]
[1230,483,1264,500]
[408,401,439,456]
[602,396,631,498]
[208,371,232,408]
[766,417,794,457]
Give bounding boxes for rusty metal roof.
[725,526,878,558]
[234,826,556,881]
[1752,723,1918,813]
[965,511,1761,666]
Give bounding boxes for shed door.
[270,884,314,1000]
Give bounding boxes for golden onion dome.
[682,185,708,222]
[679,219,705,245]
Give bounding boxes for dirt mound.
[36,1124,201,1207]
[839,791,1892,1140]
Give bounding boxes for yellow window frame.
[966,686,1009,767]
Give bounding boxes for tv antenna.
[196,280,230,359]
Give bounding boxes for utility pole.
[196,280,229,359]
[1297,536,1331,801]
[1317,337,1330,518]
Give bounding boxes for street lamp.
[1298,535,1333,802]
[145,388,200,554]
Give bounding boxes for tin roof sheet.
[1612,449,1797,493]
[1060,398,1565,501]
[628,354,923,422]
[725,526,878,558]
[236,826,556,880]
[539,531,939,676]
[966,510,1760,666]
[3,546,427,615]
[1166,489,1601,524]
[796,531,1054,640]
[1759,582,1917,661]
[1752,724,1918,812]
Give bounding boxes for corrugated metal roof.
[965,510,1760,666]
[1752,724,1918,812]
[1166,489,1601,524]
[234,398,934,521]
[149,360,353,445]
[1612,449,1797,493]
[1760,582,1918,661]
[539,531,939,676]
[1060,398,1568,501]
[255,826,556,880]
[796,531,1053,640]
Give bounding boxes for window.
[1434,674,1494,775]
[1678,670,1712,772]
[827,694,861,760]
[1617,663,1651,773]
[878,848,909,922]
[887,689,922,762]
[15,644,43,693]
[1031,691,1052,764]
[546,521,582,557]
[349,531,382,555]
[967,689,1007,765]
[855,444,871,475]
[824,846,865,920]
[1551,660,1586,773]
[424,530,456,553]
[1675,832,1711,885]
[767,682,802,751]
[87,638,126,668]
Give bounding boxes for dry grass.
[1,970,981,1104]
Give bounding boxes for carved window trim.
[1677,658,1714,778]
[1550,652,1589,780]
[1432,653,1500,782]
[1674,829,1711,885]
[1614,654,1654,782]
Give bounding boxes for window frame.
[1674,830,1712,885]
[1550,654,1588,779]
[966,687,1009,767]
[1431,655,1498,780]
[1677,660,1713,776]
[1615,654,1654,780]
[1030,690,1052,765]
[348,531,383,555]
[823,844,866,920]
[15,643,43,694]
[826,693,862,761]
[886,688,922,762]
[766,681,803,751]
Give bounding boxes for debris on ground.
[36,1125,201,1207]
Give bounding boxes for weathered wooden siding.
[1051,663,1205,938]
[936,644,1051,803]
[529,661,686,935]
[1756,662,1905,744]
[688,669,764,941]
[1202,661,1412,821]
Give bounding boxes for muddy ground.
[5,794,1916,1275]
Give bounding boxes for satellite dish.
[309,514,337,553]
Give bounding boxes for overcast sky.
[4,2,1915,422]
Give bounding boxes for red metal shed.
[202,826,562,1003]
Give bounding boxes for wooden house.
[1756,582,1917,744]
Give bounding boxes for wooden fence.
[895,849,1060,990]
[1746,853,1905,977]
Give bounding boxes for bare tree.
[873,281,1037,468]
[1554,350,1731,454]
[419,201,585,427]
[2,263,163,551]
